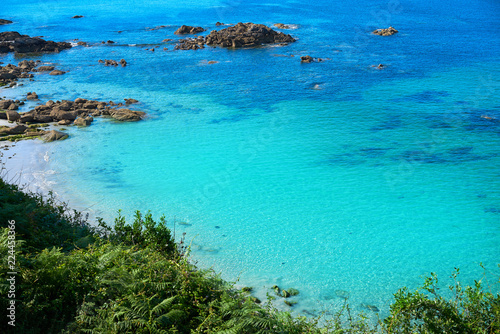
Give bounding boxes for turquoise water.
[1,0,499,317]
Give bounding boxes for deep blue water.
[1,0,499,319]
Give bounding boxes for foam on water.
[1,0,499,318]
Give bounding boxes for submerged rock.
[372,26,398,36]
[0,19,13,25]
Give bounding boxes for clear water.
[1,0,499,318]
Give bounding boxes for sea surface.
[1,0,499,319]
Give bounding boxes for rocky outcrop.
[0,60,39,86]
[205,22,296,48]
[18,98,146,125]
[174,25,205,35]
[72,15,84,19]
[0,19,13,25]
[174,22,296,50]
[0,31,72,53]
[372,27,398,36]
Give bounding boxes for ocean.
[1,0,499,318]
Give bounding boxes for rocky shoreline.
[0,19,399,145]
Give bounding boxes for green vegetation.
[0,177,499,333]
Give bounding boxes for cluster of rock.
[372,26,398,36]
[300,55,324,63]
[3,98,146,125]
[174,22,296,50]
[174,25,205,35]
[205,22,296,47]
[0,19,13,25]
[98,59,127,67]
[0,31,72,53]
[0,60,38,86]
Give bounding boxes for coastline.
[1,0,500,324]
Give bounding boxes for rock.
[284,300,297,307]
[34,115,54,123]
[19,113,34,123]
[0,99,13,109]
[281,290,291,298]
[300,55,314,63]
[50,109,78,121]
[74,98,88,104]
[46,100,56,107]
[162,38,172,42]
[7,103,18,110]
[104,59,118,66]
[77,41,87,46]
[6,110,20,122]
[207,60,218,64]
[43,130,68,142]
[12,36,72,53]
[376,64,384,69]
[0,112,6,120]
[274,23,290,29]
[0,31,25,41]
[174,25,205,35]
[124,98,138,105]
[72,15,84,19]
[73,116,93,126]
[107,40,115,44]
[110,109,146,121]
[373,26,398,36]
[26,92,38,100]
[49,70,66,75]
[2,124,27,135]
[215,22,224,26]
[287,288,299,296]
[58,119,71,125]
[36,65,55,72]
[250,297,261,304]
[204,22,296,48]
[0,19,13,25]
[120,59,127,67]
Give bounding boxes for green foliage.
[384,268,500,333]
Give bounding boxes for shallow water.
[1,0,499,318]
